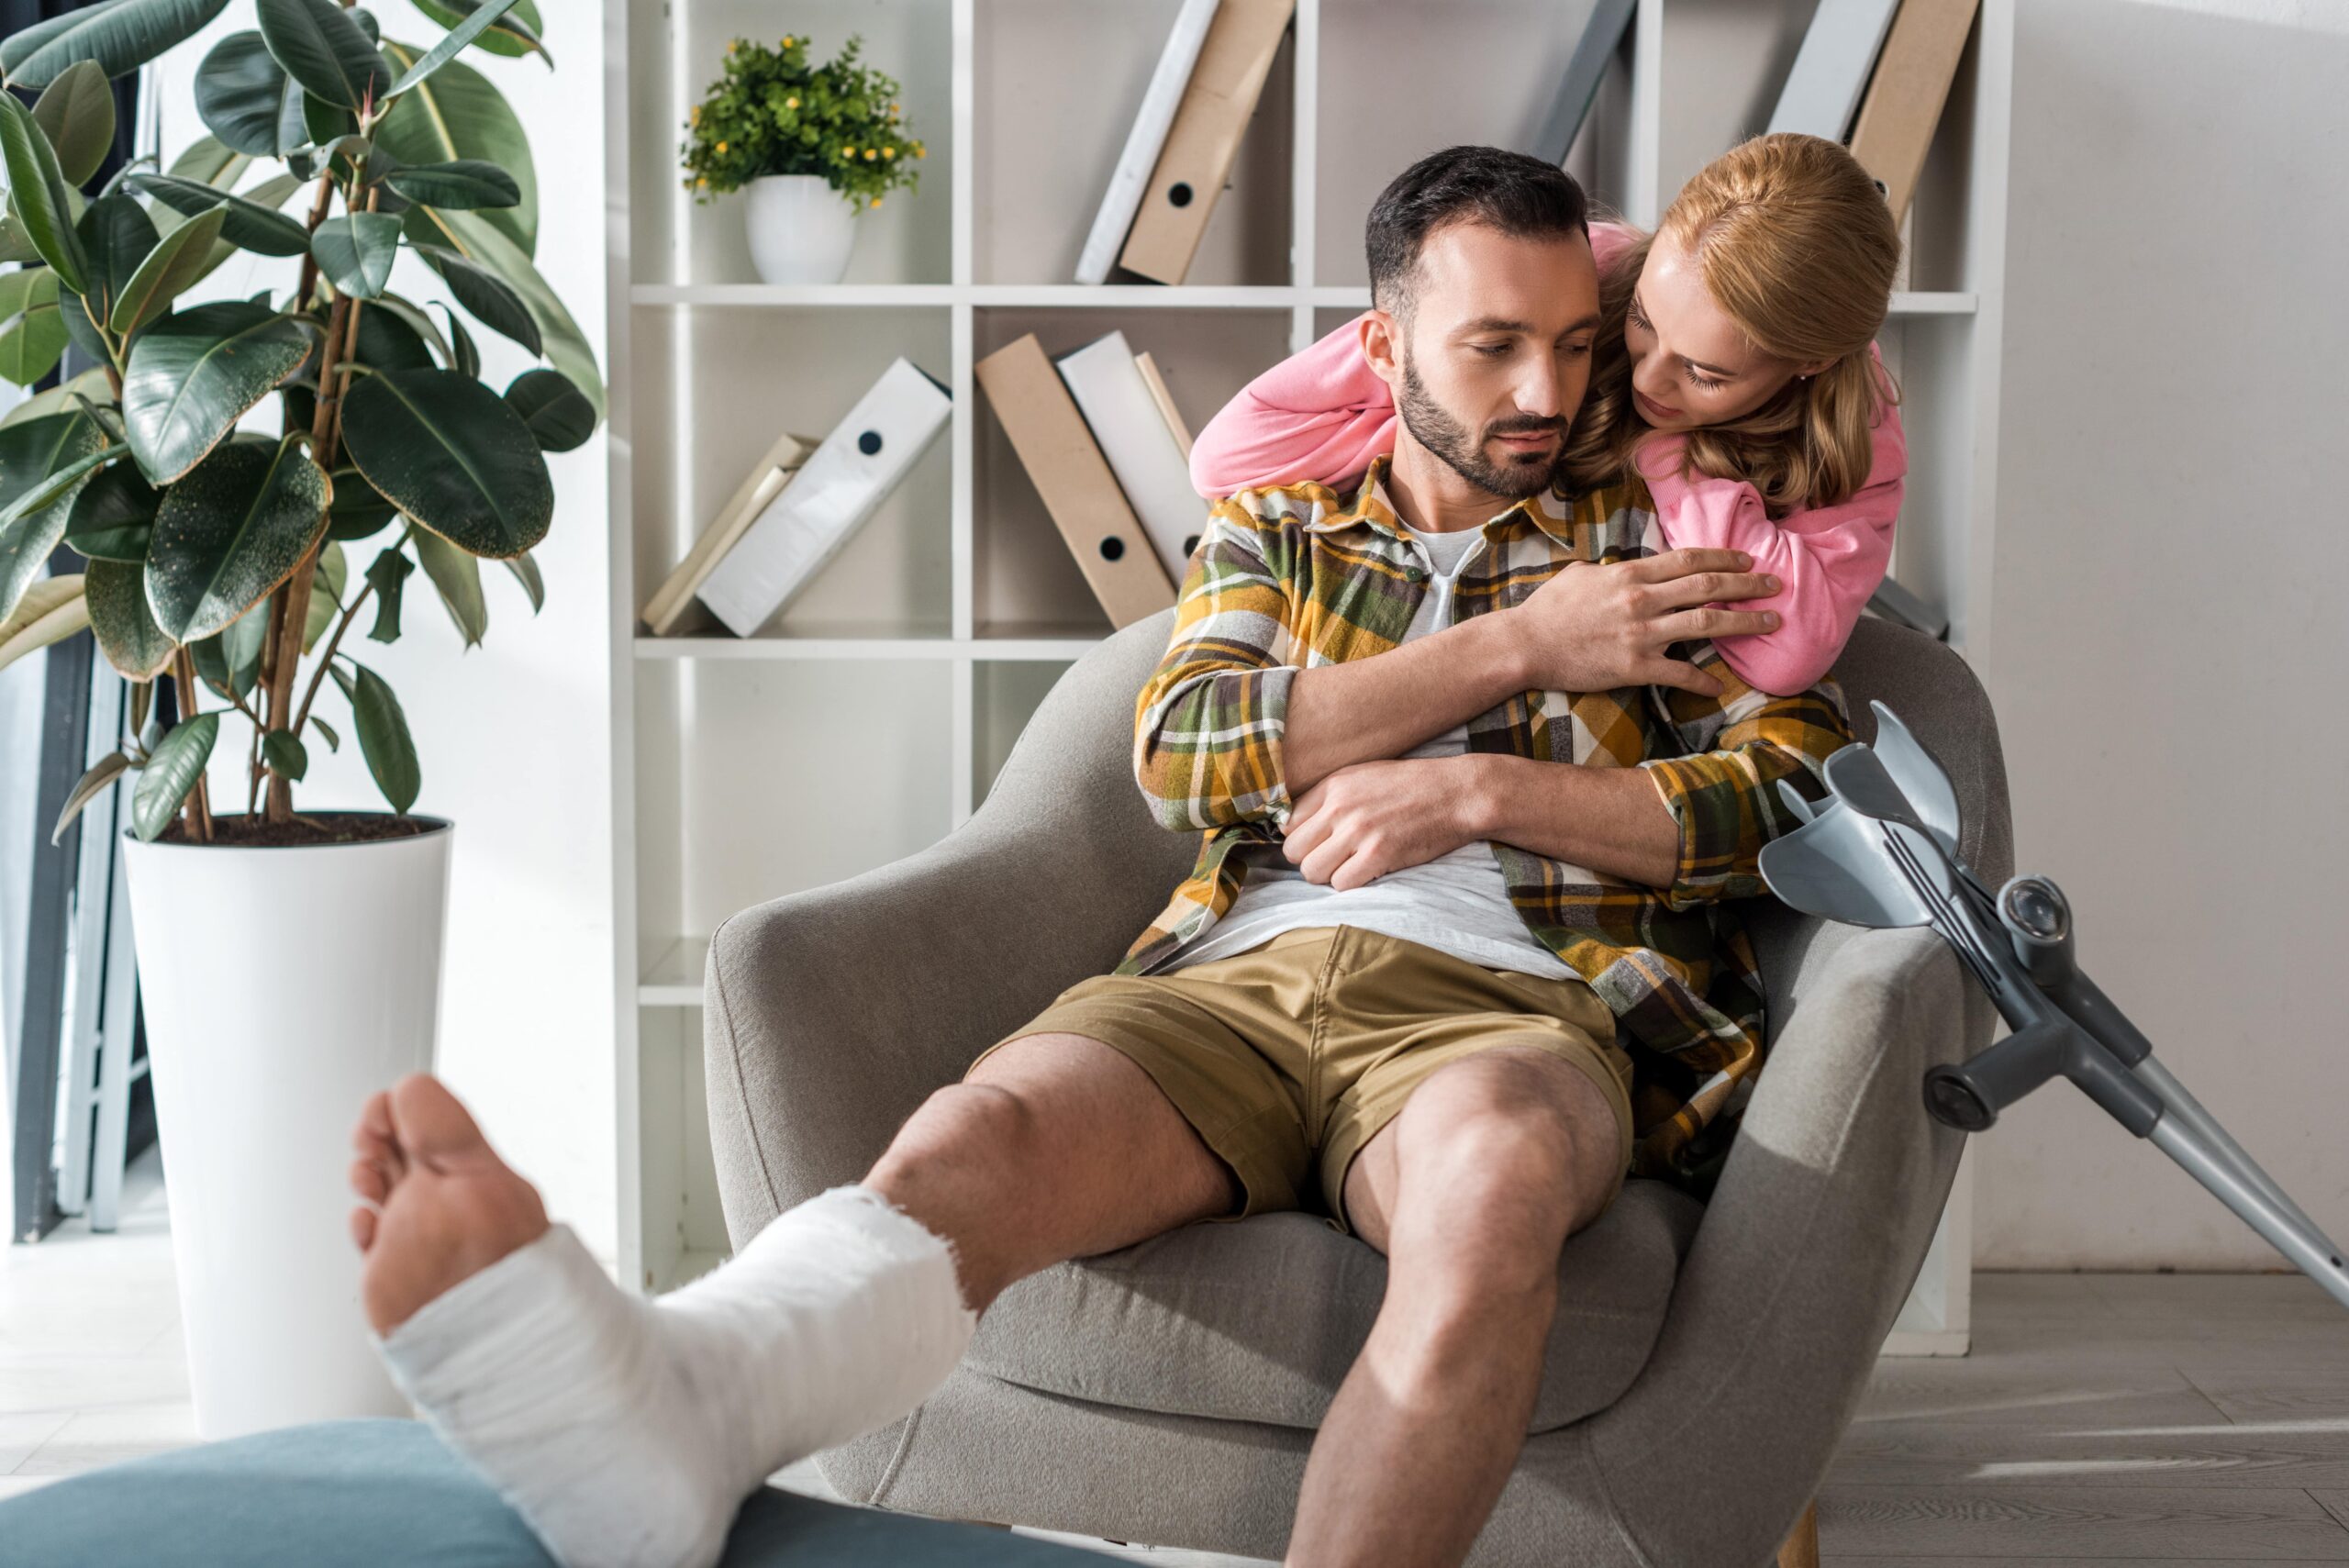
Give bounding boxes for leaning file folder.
[1765,0,1901,140]
[974,334,1176,631]
[696,358,952,637]
[1055,331,1210,584]
[1118,0,1296,285]
[1076,0,1220,284]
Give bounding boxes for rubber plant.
[0,0,598,846]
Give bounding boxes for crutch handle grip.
[1924,1014,2164,1137]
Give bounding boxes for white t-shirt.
[1161,521,1579,982]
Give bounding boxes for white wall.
[146,7,619,1261]
[1975,0,2349,1268]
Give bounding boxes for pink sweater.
[1186,223,1906,695]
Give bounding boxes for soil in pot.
[158,812,438,849]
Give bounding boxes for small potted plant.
[681,32,928,285]
[0,0,596,1439]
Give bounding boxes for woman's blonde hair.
[1563,132,1901,514]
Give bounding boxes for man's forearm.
[1282,615,1529,795]
[1461,754,1682,891]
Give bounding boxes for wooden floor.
[6,1149,2348,1562]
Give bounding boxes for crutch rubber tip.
[1924,1067,1996,1132]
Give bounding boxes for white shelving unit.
[602,0,2011,1350]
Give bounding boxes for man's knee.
[1388,1055,1618,1281]
[871,1080,1048,1193]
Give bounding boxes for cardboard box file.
[974,334,1176,629]
[1849,0,1982,223]
[1118,0,1296,285]
[1077,0,1220,284]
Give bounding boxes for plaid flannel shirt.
[1119,455,1854,1192]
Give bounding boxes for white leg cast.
[375,1186,977,1568]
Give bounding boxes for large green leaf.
[193,30,292,158]
[120,302,314,483]
[0,0,230,88]
[330,660,417,813]
[144,436,329,641]
[408,206,599,417]
[0,411,104,622]
[326,462,398,540]
[295,89,354,158]
[0,268,68,387]
[256,0,393,113]
[220,599,270,695]
[130,173,309,257]
[301,534,346,652]
[0,209,40,264]
[310,209,402,298]
[0,93,90,294]
[339,368,550,557]
[63,460,159,561]
[362,540,412,640]
[158,173,306,303]
[413,240,536,354]
[49,749,128,845]
[412,525,484,646]
[0,366,111,429]
[501,549,541,613]
[350,301,436,373]
[503,367,592,452]
[30,62,117,186]
[368,290,455,364]
[410,0,547,62]
[83,554,173,678]
[261,727,307,781]
[165,133,249,187]
[374,42,534,257]
[382,159,517,210]
[75,190,161,331]
[108,203,226,334]
[130,710,219,841]
[386,0,523,95]
[0,572,87,676]
[54,287,108,365]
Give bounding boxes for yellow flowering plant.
[680,34,927,210]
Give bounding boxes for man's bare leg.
[1286,1046,1625,1568]
[863,1030,1241,1312]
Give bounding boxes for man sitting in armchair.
[340,145,1848,1568]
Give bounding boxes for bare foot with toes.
[348,1073,551,1337]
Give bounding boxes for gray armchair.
[703,611,2010,1568]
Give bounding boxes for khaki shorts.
[963,924,1636,1237]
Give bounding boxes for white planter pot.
[119,817,454,1440]
[743,173,859,285]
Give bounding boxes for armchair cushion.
[966,1182,1701,1435]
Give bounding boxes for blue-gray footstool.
[0,1418,1100,1567]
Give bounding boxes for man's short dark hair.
[1365,146,1590,324]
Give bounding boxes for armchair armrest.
[703,614,1193,1245]
[1586,918,1993,1568]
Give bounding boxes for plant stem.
[265,174,385,823]
[257,167,347,819]
[262,295,353,823]
[250,589,287,811]
[292,522,410,739]
[173,648,214,842]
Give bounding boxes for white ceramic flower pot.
[119,817,453,1440]
[743,173,859,285]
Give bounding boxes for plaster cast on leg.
[374,1185,976,1568]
